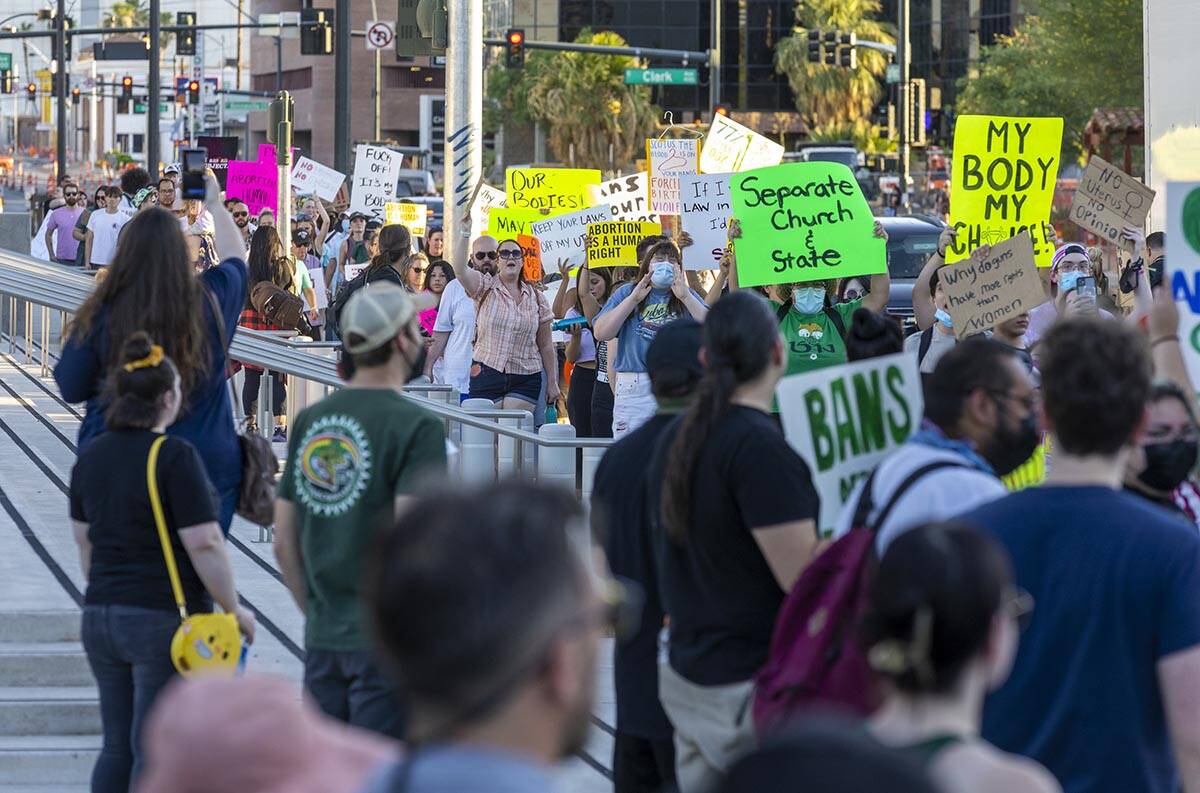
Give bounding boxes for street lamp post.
[147,0,161,176]
[54,0,66,181]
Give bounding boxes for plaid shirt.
[236,306,286,372]
[472,273,552,375]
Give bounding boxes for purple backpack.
[752,461,963,736]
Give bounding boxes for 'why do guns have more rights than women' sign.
[948,114,1061,268]
[940,231,1049,338]
[730,161,885,288]
[777,352,924,535]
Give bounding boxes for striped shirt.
[472,273,552,375]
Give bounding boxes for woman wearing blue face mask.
[594,239,709,438]
[728,220,890,382]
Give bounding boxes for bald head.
[471,235,498,274]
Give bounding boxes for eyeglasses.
[498,250,523,260]
[1005,587,1035,631]
[232,211,248,218]
[473,251,498,260]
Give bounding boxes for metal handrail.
[0,250,615,450]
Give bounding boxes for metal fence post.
[581,444,605,505]
[537,424,577,492]
[460,398,498,483]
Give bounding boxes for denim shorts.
[468,361,543,403]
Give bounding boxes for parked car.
[878,214,946,325]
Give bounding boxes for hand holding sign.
[1069,156,1156,249]
[940,230,1049,338]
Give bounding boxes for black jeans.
[567,364,597,436]
[305,649,406,739]
[242,369,287,419]
[82,604,179,793]
[613,731,676,793]
[591,379,614,439]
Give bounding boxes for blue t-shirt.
[964,486,1200,793]
[55,258,247,500]
[597,282,701,374]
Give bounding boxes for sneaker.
[272,426,287,443]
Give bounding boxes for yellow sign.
[384,202,427,236]
[948,115,1063,268]
[585,221,662,268]
[487,208,546,239]
[505,168,601,214]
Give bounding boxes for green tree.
[486,29,659,171]
[957,0,1142,158]
[775,0,893,129]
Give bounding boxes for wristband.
[1151,335,1180,348]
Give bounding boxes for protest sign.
[345,262,367,281]
[679,173,732,270]
[488,208,545,239]
[586,221,662,267]
[777,352,923,534]
[385,201,428,236]
[948,115,1062,267]
[306,267,328,311]
[586,173,658,222]
[647,138,701,214]
[469,183,508,239]
[349,144,405,221]
[1069,156,1156,249]
[291,157,346,201]
[700,114,784,174]
[197,136,239,190]
[257,143,297,163]
[506,168,601,214]
[940,231,1048,338]
[1168,182,1200,388]
[517,234,542,281]
[530,205,612,268]
[225,159,277,215]
[730,161,885,288]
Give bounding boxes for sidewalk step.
[0,735,98,784]
[0,645,91,688]
[0,613,79,644]
[0,688,99,736]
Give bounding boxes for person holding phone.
[1026,243,1117,348]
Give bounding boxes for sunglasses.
[64,192,78,197]
[413,267,427,274]
[473,251,498,260]
[232,211,248,218]
[498,250,523,260]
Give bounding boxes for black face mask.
[985,398,1041,477]
[1138,439,1199,492]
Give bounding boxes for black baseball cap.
[645,318,704,398]
[348,211,369,221]
[292,228,312,246]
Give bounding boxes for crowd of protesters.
[34,148,1200,793]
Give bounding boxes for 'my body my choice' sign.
[731,161,885,287]
[777,352,923,534]
[948,115,1062,267]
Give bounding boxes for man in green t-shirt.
[274,282,446,738]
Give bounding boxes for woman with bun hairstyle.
[861,521,1059,793]
[70,332,255,793]
[846,308,904,362]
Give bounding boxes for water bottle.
[545,402,558,424]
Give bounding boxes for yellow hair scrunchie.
[123,345,164,372]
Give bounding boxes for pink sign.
[419,306,438,335]
[257,143,297,163]
[226,160,278,215]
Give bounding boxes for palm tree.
[775,0,894,129]
[103,0,172,47]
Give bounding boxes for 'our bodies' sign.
[586,173,658,222]
[679,173,731,270]
[948,115,1062,267]
[505,168,601,214]
[349,145,405,220]
[730,162,885,287]
[1168,182,1200,389]
[777,352,923,534]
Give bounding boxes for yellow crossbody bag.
[147,435,242,677]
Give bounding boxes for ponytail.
[660,292,780,543]
[366,223,413,278]
[104,331,179,431]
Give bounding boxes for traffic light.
[25,82,36,100]
[807,29,822,63]
[176,12,196,56]
[713,103,732,118]
[839,32,856,68]
[71,86,80,105]
[823,31,837,65]
[910,77,927,147]
[300,8,333,55]
[121,75,133,100]
[187,79,200,106]
[505,28,525,69]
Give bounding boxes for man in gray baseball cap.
[274,282,446,739]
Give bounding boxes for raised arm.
[205,171,246,263]
[671,261,710,322]
[914,227,956,330]
[551,259,576,318]
[450,226,482,297]
[726,220,742,292]
[861,220,892,313]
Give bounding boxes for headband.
[123,345,164,372]
[1051,243,1088,270]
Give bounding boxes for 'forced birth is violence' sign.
[731,161,885,288]
[948,115,1062,267]
[777,352,923,534]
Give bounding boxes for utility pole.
[269,90,293,245]
[444,0,482,262]
[897,0,910,208]
[148,0,161,176]
[709,0,721,111]
[333,0,350,173]
[54,0,66,180]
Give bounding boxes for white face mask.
[792,286,826,315]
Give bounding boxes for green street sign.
[0,53,12,72]
[224,99,271,112]
[624,68,699,86]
